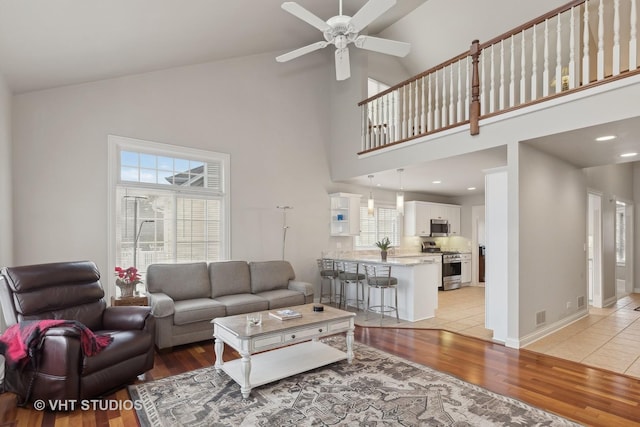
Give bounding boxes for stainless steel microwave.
[430,219,450,237]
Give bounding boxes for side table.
[111,295,148,306]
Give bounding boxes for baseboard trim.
[603,295,618,307]
[510,309,589,349]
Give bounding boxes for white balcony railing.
[359,0,639,153]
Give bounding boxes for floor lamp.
[277,206,293,260]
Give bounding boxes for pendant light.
[367,175,375,216]
[396,168,405,216]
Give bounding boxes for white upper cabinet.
[329,193,362,236]
[404,201,461,236]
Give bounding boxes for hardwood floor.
[4,327,640,426]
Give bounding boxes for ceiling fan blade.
[354,35,410,57]
[335,48,351,81]
[276,41,329,62]
[281,2,331,32]
[348,0,396,33]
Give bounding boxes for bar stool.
[335,261,366,311]
[363,264,400,325]
[316,258,340,304]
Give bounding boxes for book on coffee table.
[269,309,302,320]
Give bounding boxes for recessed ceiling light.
[432,180,441,184]
[620,152,637,158]
[467,187,476,191]
[595,135,616,141]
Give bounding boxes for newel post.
[470,39,481,135]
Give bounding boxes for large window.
[355,205,400,249]
[109,136,230,282]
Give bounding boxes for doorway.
[587,192,603,307]
[614,199,634,298]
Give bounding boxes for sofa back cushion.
[249,261,295,294]
[209,261,251,298]
[147,262,210,301]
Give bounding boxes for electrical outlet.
[566,301,572,309]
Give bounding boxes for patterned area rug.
[129,338,581,426]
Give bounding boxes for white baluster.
[543,19,550,97]
[421,76,426,133]
[499,41,505,110]
[532,24,538,99]
[481,50,486,115]
[374,98,379,147]
[449,65,455,123]
[434,71,440,129]
[457,60,463,122]
[389,91,396,143]
[361,104,366,151]
[597,0,604,80]
[613,0,621,75]
[402,85,407,140]
[365,103,371,150]
[583,1,590,84]
[556,13,563,93]
[441,68,448,126]
[465,56,470,120]
[382,94,388,145]
[631,0,638,70]
[569,7,576,89]
[509,35,515,107]
[414,79,420,134]
[490,45,496,113]
[427,74,433,132]
[520,30,527,104]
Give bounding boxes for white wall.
[584,163,634,303]
[0,73,11,269]
[634,163,640,293]
[11,51,336,288]
[518,143,587,337]
[0,72,10,382]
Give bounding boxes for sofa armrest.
[148,292,175,318]
[288,280,314,297]
[102,306,152,330]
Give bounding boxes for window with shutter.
[109,136,230,279]
[354,204,400,249]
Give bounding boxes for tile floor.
[349,286,640,379]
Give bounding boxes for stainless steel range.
[441,252,462,291]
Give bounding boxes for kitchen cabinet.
[460,253,472,283]
[404,201,461,236]
[329,193,361,236]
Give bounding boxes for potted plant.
[114,266,143,298]
[375,237,392,261]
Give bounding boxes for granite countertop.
[330,252,441,266]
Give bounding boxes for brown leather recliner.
[0,260,155,404]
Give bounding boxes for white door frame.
[614,197,634,298]
[588,191,604,308]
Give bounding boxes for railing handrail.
[357,0,639,154]
[357,50,470,106]
[479,0,585,50]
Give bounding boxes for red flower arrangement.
[114,266,142,297]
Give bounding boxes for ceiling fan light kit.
[276,0,411,81]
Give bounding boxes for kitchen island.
[329,254,441,322]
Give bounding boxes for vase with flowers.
[114,266,142,298]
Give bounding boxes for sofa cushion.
[249,261,295,294]
[173,298,226,326]
[208,261,251,298]
[255,289,305,310]
[147,263,210,301]
[212,294,269,316]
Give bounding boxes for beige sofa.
[146,260,314,350]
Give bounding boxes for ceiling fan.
[276,0,411,81]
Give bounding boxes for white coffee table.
[212,303,355,398]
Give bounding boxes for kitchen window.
[108,135,230,281]
[355,205,400,249]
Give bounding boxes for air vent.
[577,295,585,309]
[536,310,546,326]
